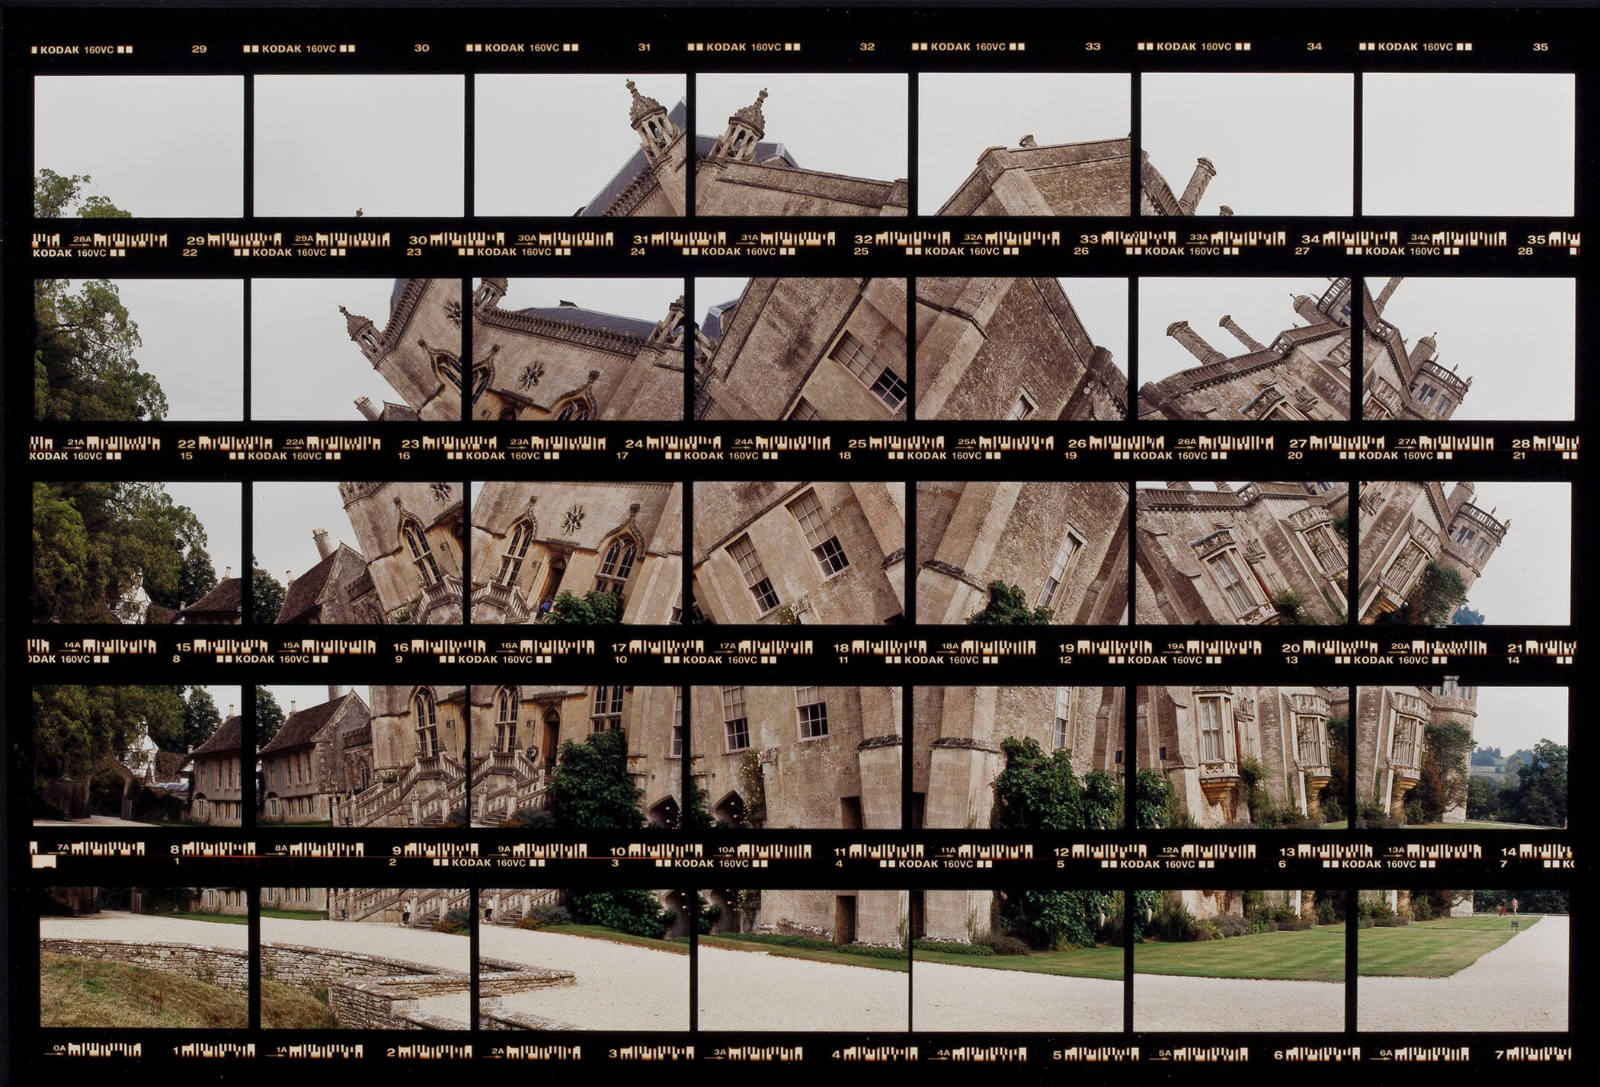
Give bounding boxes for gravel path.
[698,943,906,1031]
[480,928,688,1030]
[1135,973,1344,1032]
[1359,914,1568,1031]
[915,963,1123,1031]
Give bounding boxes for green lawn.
[915,944,1124,980]
[262,909,328,921]
[700,934,908,973]
[1357,915,1536,977]
[168,911,247,925]
[541,924,689,955]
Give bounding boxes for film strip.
[3,4,1590,1085]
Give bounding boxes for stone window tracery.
[594,535,639,596]
[497,520,536,586]
[414,688,439,757]
[496,686,519,753]
[403,519,443,587]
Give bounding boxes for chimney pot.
[313,528,335,559]
[1166,320,1227,366]
[1177,157,1217,215]
[1218,314,1267,353]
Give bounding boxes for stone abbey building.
[915,278,1128,422]
[1136,481,1350,625]
[1138,278,1354,422]
[1362,277,1477,421]
[1355,481,1508,623]
[470,481,683,625]
[918,481,1129,625]
[693,481,906,625]
[695,278,907,421]
[338,277,686,423]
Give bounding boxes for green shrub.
[514,904,571,929]
[975,932,1031,956]
[1319,795,1344,824]
[567,889,671,939]
[1191,919,1223,941]
[1215,914,1253,938]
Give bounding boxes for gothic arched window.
[403,519,443,587]
[555,398,590,422]
[496,686,519,753]
[434,352,464,391]
[594,535,638,596]
[497,520,534,586]
[414,688,439,757]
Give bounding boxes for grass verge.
[539,923,689,955]
[699,933,908,973]
[41,952,247,1027]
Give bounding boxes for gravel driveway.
[1358,914,1568,1031]
[480,928,689,1030]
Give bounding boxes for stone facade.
[466,277,686,422]
[41,937,248,994]
[1136,482,1350,625]
[1361,278,1476,422]
[189,714,243,826]
[260,688,371,824]
[915,278,1128,422]
[933,136,1212,217]
[1356,681,1479,826]
[917,481,1129,624]
[337,280,464,422]
[1138,279,1353,421]
[911,685,1122,942]
[1138,686,1341,827]
[470,481,682,624]
[471,684,684,828]
[1355,481,1508,623]
[693,481,905,625]
[696,278,907,421]
[275,481,465,626]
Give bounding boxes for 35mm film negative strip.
[4,3,1590,1084]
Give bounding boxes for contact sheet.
[3,4,1591,1085]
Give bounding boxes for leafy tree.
[543,590,623,625]
[33,685,185,787]
[992,738,1124,949]
[251,561,286,625]
[1452,605,1486,625]
[256,687,286,748]
[1466,775,1499,821]
[32,480,206,622]
[174,545,218,610]
[545,730,644,829]
[1374,562,1469,627]
[1411,720,1474,824]
[1134,768,1173,829]
[967,581,1054,625]
[35,277,167,422]
[183,687,224,751]
[1498,740,1567,828]
[1475,888,1569,915]
[35,169,133,219]
[681,780,716,831]
[1320,716,1350,822]
[1471,745,1502,765]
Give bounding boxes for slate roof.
[192,715,242,757]
[260,692,366,756]
[277,545,366,624]
[700,297,743,341]
[180,577,242,619]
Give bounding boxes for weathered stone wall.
[697,161,908,217]
[41,938,248,993]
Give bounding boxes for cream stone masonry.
[1137,482,1350,626]
[1355,481,1507,623]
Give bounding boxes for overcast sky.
[1364,74,1574,216]
[1139,277,1334,383]
[493,277,685,321]
[254,481,360,588]
[697,73,908,181]
[1450,481,1570,625]
[252,278,431,420]
[255,75,464,216]
[1470,686,1567,755]
[918,73,1130,214]
[35,76,243,217]
[164,482,242,581]
[476,74,686,216]
[1142,73,1354,216]
[1369,277,1573,421]
[58,279,243,420]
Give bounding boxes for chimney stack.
[1218,315,1266,352]
[223,566,231,580]
[1018,134,1037,148]
[1177,157,1217,215]
[1166,321,1227,365]
[313,529,335,559]
[354,396,382,422]
[1218,205,1234,217]
[329,684,352,701]
[289,701,296,715]
[1409,333,1438,369]
[1374,276,1404,312]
